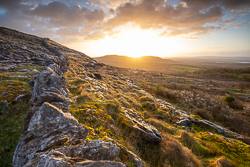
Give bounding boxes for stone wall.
[13,42,125,167]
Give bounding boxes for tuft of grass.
[136,133,203,167]
[180,131,214,157]
[208,156,233,167]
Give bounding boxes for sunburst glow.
[77,27,187,58]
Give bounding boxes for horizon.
[0,0,250,58]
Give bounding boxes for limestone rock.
[2,91,8,96]
[15,94,31,102]
[176,116,192,126]
[0,64,17,72]
[55,140,120,161]
[124,109,163,142]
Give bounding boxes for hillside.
[94,55,175,71]
[0,27,250,167]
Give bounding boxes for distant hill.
[94,55,174,70]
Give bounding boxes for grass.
[0,102,30,167]
[196,132,250,166]
[238,73,250,79]
[0,80,31,102]
[170,65,201,72]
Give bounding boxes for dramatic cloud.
[106,0,223,29]
[0,0,249,42]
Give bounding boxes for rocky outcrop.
[123,109,163,142]
[13,42,125,166]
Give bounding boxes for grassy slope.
[0,64,43,166]
[1,50,249,167]
[65,55,250,167]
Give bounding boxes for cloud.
[223,18,236,25]
[106,0,223,31]
[0,0,20,11]
[0,0,249,43]
[233,21,249,29]
[29,1,105,27]
[84,30,106,40]
[160,26,221,37]
[222,0,250,9]
[231,8,250,14]
[182,36,199,40]
[182,0,218,8]
[89,0,133,9]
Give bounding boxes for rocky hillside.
[0,27,250,167]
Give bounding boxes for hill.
[0,27,250,167]
[94,55,174,71]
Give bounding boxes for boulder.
[176,116,192,126]
[94,73,102,80]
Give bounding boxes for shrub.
[192,108,213,121]
[223,96,244,109]
[106,102,120,120]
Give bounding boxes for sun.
[76,27,185,58]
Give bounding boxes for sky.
[0,0,250,58]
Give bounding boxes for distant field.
[170,65,201,72]
[238,73,250,79]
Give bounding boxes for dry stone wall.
[13,41,125,167]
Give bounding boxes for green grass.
[0,102,30,167]
[0,80,31,102]
[238,73,250,79]
[228,89,250,94]
[170,65,201,72]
